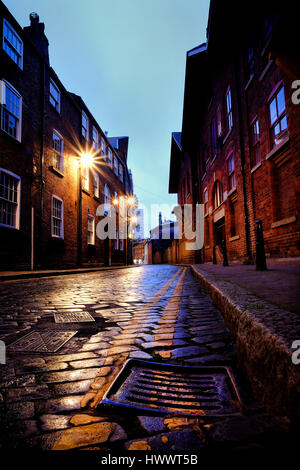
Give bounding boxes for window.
[203,188,208,214]
[269,86,287,147]
[119,164,124,182]
[227,153,235,190]
[82,164,89,191]
[82,111,89,140]
[225,87,233,133]
[213,180,223,209]
[93,173,100,198]
[108,148,113,167]
[51,196,63,238]
[87,214,95,245]
[210,118,217,159]
[0,168,20,229]
[49,79,60,113]
[114,156,118,175]
[92,126,98,150]
[1,80,22,141]
[3,19,23,68]
[104,184,110,214]
[101,137,106,159]
[251,118,261,166]
[52,130,64,172]
[119,238,124,251]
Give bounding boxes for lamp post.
[77,152,93,267]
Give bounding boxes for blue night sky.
[4,0,210,235]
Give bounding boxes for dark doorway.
[215,217,225,246]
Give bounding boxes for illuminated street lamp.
[77,152,93,267]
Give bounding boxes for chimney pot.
[30,12,39,24]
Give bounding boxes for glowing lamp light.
[130,215,138,224]
[112,198,119,206]
[81,153,93,167]
[127,196,135,206]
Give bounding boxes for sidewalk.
[191,262,300,422]
[192,262,300,314]
[0,264,138,282]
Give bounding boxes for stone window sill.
[259,59,274,82]
[245,74,255,91]
[266,135,290,161]
[229,235,240,242]
[271,216,296,229]
[49,166,64,178]
[227,187,237,197]
[223,128,233,145]
[251,161,262,174]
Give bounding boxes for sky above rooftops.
[4,0,209,235]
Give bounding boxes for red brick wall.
[0,2,131,269]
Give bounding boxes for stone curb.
[190,264,300,423]
[0,265,140,282]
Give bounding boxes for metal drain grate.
[101,359,242,417]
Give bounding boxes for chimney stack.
[24,12,49,65]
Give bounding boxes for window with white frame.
[92,126,99,150]
[3,19,23,69]
[1,80,22,141]
[119,164,124,182]
[227,153,235,190]
[114,156,118,175]
[93,173,100,198]
[87,214,95,245]
[251,118,261,166]
[101,137,106,159]
[225,87,233,133]
[49,79,60,113]
[269,85,287,148]
[104,184,110,214]
[82,164,89,191]
[0,168,20,229]
[51,196,63,238]
[108,148,113,167]
[52,130,64,172]
[82,110,89,140]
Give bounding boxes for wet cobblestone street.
[0,266,292,451]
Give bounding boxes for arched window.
[213,180,223,209]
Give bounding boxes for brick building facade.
[169,0,300,264]
[0,2,133,270]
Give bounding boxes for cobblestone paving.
[0,266,292,451]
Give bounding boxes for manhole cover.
[54,312,95,323]
[7,331,78,353]
[101,359,242,416]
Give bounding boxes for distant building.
[0,2,134,269]
[147,212,178,264]
[134,208,145,240]
[169,0,300,264]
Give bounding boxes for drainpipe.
[38,62,46,268]
[234,56,252,260]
